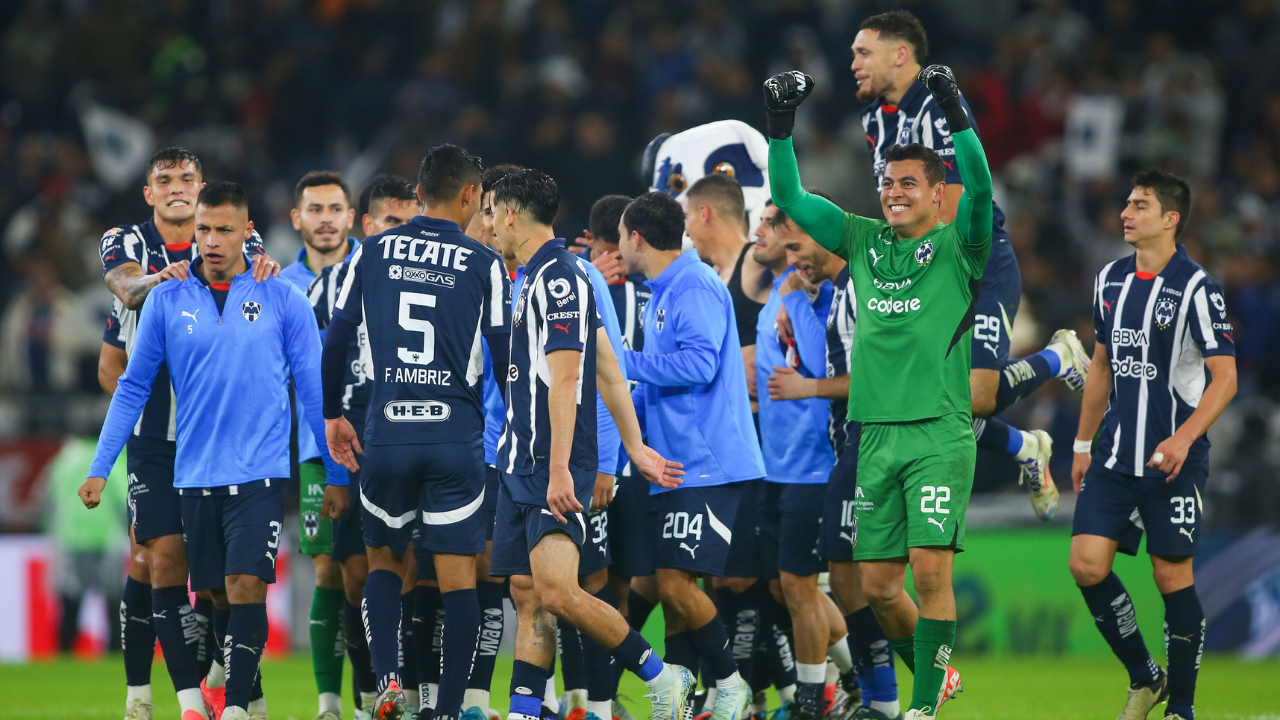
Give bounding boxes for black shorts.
[489,466,597,577]
[970,236,1022,371]
[126,436,183,543]
[820,421,861,563]
[759,482,827,579]
[179,479,286,591]
[651,480,757,577]
[608,470,653,577]
[1073,462,1208,557]
[359,438,488,556]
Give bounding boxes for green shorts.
[299,459,333,555]
[852,413,975,561]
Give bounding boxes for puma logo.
[554,323,572,334]
[927,517,947,533]
[152,610,168,619]
[680,542,699,558]
[839,532,855,544]
[1169,633,1196,643]
[234,643,260,655]
[869,248,884,266]
[984,342,998,356]
[181,309,199,322]
[1180,527,1195,542]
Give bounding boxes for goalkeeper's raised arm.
[918,64,992,251]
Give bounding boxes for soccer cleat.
[375,681,410,720]
[355,709,373,720]
[1018,429,1059,521]
[182,711,208,720]
[935,665,962,712]
[584,713,606,720]
[1117,669,1169,720]
[311,714,341,720]
[461,706,491,720]
[566,709,588,720]
[828,669,862,720]
[1051,329,1090,394]
[249,714,269,720]
[202,678,227,720]
[763,701,794,720]
[1163,715,1187,720]
[644,663,696,720]
[561,691,589,720]
[902,711,931,720]
[849,708,901,720]
[708,678,751,720]
[124,699,154,720]
[222,710,250,720]
[613,697,639,720]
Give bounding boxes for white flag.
[79,102,156,192]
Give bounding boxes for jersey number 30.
[398,291,436,366]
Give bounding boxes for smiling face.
[784,232,836,284]
[195,202,253,276]
[880,159,943,231]
[144,160,202,224]
[851,29,905,102]
[293,184,354,254]
[751,205,790,268]
[1121,186,1178,246]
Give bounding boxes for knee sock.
[755,585,796,693]
[402,590,419,709]
[122,577,155,690]
[993,349,1062,415]
[972,416,1010,453]
[689,616,740,684]
[610,628,664,683]
[207,606,231,688]
[415,585,445,709]
[510,659,548,720]
[716,586,758,693]
[747,630,771,694]
[345,600,377,702]
[627,589,657,633]
[363,569,405,693]
[310,586,346,698]
[434,588,481,720]
[152,586,202,694]
[224,603,268,712]
[908,619,954,714]
[467,581,507,702]
[1079,572,1158,685]
[584,585,620,710]
[558,622,588,693]
[193,596,215,679]
[887,636,915,674]
[663,630,698,673]
[1163,586,1205,720]
[845,608,897,705]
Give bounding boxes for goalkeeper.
[764,66,989,720]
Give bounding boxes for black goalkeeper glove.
[763,71,815,140]
[919,64,971,133]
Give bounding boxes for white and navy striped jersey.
[1092,246,1235,477]
[332,215,510,446]
[609,274,651,355]
[498,239,603,481]
[825,266,857,451]
[308,259,373,423]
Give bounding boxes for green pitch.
[2,654,1278,720]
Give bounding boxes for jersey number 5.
[398,291,436,366]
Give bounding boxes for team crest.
[302,511,320,540]
[388,264,403,280]
[655,308,666,330]
[1154,299,1176,330]
[513,293,526,326]
[914,241,934,266]
[241,301,262,323]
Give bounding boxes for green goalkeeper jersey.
[769,128,994,423]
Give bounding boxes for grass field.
[3,654,1278,720]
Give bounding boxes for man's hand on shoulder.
[157,260,190,283]
[251,253,282,282]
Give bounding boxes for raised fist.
[762,71,815,140]
[919,65,959,104]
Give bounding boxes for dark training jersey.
[308,260,373,424]
[1091,246,1234,478]
[610,274,651,354]
[825,266,857,450]
[498,240,604,483]
[333,215,510,446]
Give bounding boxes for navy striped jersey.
[308,259,372,425]
[98,219,263,441]
[1091,246,1235,477]
[609,274,651,354]
[825,266,857,450]
[332,215,510,446]
[498,239,603,483]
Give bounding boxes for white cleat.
[902,711,932,720]
[222,710,250,720]
[708,677,751,720]
[1051,329,1090,394]
[124,699,154,720]
[1018,429,1059,521]
[645,664,696,720]
[311,714,340,720]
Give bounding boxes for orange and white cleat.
[935,665,963,711]
[201,678,226,720]
[374,680,409,720]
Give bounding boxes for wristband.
[1073,439,1093,454]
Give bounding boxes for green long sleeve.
[951,128,992,250]
[768,137,846,252]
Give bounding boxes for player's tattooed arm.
[104,261,190,310]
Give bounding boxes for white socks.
[714,671,745,691]
[543,678,560,713]
[1045,341,1073,378]
[206,660,226,689]
[777,684,796,702]
[420,684,437,711]
[319,692,342,715]
[404,688,420,712]
[587,701,611,718]
[644,663,672,690]
[797,662,826,685]
[827,640,854,673]
[247,697,267,716]
[1014,430,1040,462]
[871,700,901,717]
[126,685,152,706]
[463,689,491,712]
[177,688,208,718]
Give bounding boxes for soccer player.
[306,174,420,720]
[485,169,689,720]
[849,11,1090,519]
[765,65,988,719]
[97,148,279,720]
[83,181,349,720]
[1068,172,1236,720]
[321,145,504,720]
[617,190,766,720]
[766,206,902,720]
[282,170,366,720]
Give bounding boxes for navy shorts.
[759,482,827,578]
[608,470,653,577]
[126,436,183,543]
[820,421,861,563]
[417,465,502,580]
[651,481,756,577]
[179,479,286,591]
[359,438,488,557]
[970,236,1022,371]
[1073,462,1209,557]
[580,506,612,576]
[490,466,597,577]
[331,500,366,562]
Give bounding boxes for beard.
[303,228,347,253]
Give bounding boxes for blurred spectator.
[0,256,96,394]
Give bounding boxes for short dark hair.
[769,188,835,228]
[417,144,483,204]
[197,181,248,210]
[622,192,685,251]
[295,170,352,207]
[589,195,633,245]
[687,173,746,225]
[481,164,524,196]
[883,143,945,186]
[860,10,929,62]
[491,169,559,227]
[359,174,416,217]
[1132,169,1192,237]
[147,147,202,182]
